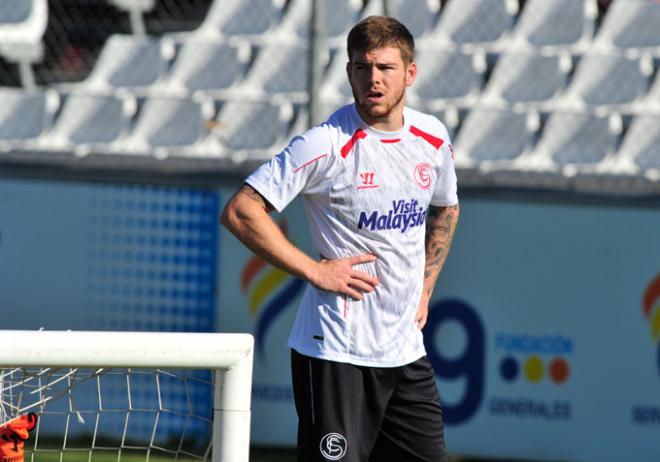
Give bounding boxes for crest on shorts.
[320,432,347,460]
[414,162,433,190]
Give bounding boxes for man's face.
[346,46,416,129]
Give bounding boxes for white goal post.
[0,330,254,462]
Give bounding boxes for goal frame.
[0,330,254,462]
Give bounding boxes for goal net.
[0,330,254,462]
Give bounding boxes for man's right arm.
[220,184,378,300]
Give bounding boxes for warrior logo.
[320,433,347,460]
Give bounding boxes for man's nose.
[366,66,382,83]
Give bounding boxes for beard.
[351,81,407,123]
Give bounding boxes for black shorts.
[291,349,449,462]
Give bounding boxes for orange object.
[0,413,37,462]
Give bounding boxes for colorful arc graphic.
[643,274,660,342]
[642,274,660,374]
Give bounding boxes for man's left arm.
[415,203,460,329]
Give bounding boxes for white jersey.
[245,103,458,367]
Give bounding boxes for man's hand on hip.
[309,254,379,300]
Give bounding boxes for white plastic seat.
[117,96,213,156]
[213,100,294,152]
[75,35,173,92]
[160,39,251,95]
[639,71,660,110]
[0,0,33,23]
[482,51,571,105]
[511,0,597,49]
[37,93,135,154]
[0,0,48,88]
[320,51,353,106]
[240,43,327,101]
[275,0,363,47]
[194,0,286,40]
[0,88,57,150]
[616,115,660,176]
[410,47,486,106]
[562,52,653,107]
[454,107,533,167]
[388,0,441,40]
[533,110,620,168]
[425,0,518,48]
[594,0,660,51]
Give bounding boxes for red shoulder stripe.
[410,125,444,150]
[340,128,367,158]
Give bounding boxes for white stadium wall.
[1,176,659,462]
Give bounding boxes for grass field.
[25,447,523,462]
[24,449,516,462]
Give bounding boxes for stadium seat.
[480,50,572,105]
[158,39,252,96]
[275,0,364,48]
[0,88,58,151]
[510,0,597,50]
[194,0,286,40]
[453,107,535,167]
[116,96,214,156]
[212,100,295,153]
[409,47,487,107]
[561,52,653,107]
[424,0,518,48]
[594,0,660,50]
[73,35,174,93]
[320,51,353,106]
[388,0,442,40]
[0,0,48,89]
[34,93,135,155]
[615,115,660,178]
[638,70,660,111]
[532,110,621,168]
[238,43,328,102]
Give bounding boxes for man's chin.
[358,103,389,120]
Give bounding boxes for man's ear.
[406,61,417,87]
[346,61,352,82]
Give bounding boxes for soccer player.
[221,15,459,462]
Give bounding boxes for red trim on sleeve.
[340,128,367,158]
[410,125,444,150]
[293,153,328,173]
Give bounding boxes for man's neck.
[355,104,406,132]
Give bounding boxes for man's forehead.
[350,46,407,64]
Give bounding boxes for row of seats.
[0,89,301,159]
[7,0,658,56]
[56,32,660,113]
[453,107,659,181]
[0,87,657,182]
[6,0,660,92]
[181,0,660,53]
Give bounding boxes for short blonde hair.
[347,16,415,65]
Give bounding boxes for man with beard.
[221,16,459,462]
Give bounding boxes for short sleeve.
[244,126,333,212]
[431,135,459,207]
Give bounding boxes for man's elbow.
[220,199,241,233]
